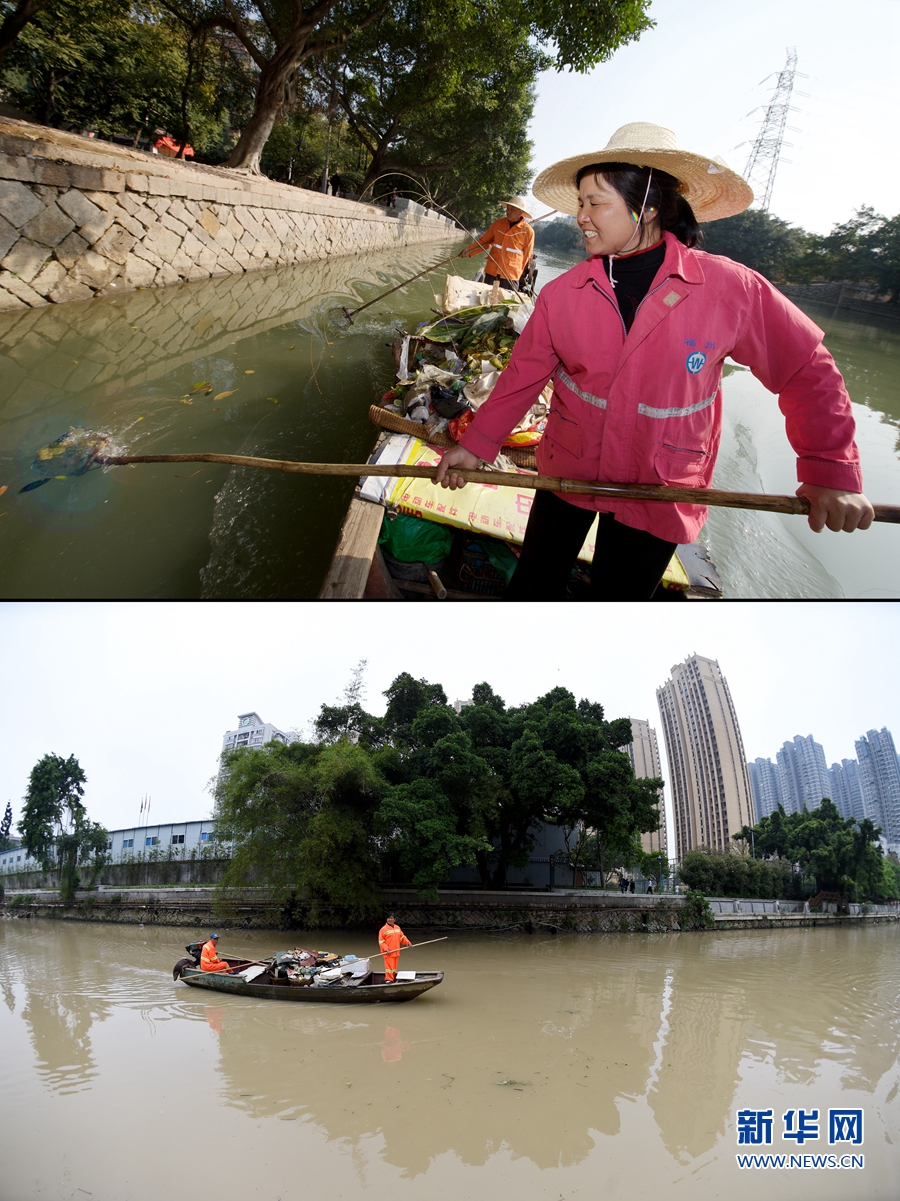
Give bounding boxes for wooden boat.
[320,277,723,601]
[175,957,444,1004]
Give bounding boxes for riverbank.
[0,116,456,312]
[3,886,896,933]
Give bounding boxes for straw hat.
[500,195,533,217]
[532,122,753,223]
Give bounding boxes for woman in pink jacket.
[435,123,874,600]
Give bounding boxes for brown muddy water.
[1,919,898,1200]
[0,241,898,598]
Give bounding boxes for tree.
[732,798,888,900]
[375,678,661,889]
[533,217,583,255]
[158,0,652,175]
[213,736,384,921]
[0,801,13,851]
[0,0,51,67]
[19,753,108,899]
[702,208,809,282]
[640,849,669,890]
[316,0,540,217]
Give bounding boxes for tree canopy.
[0,0,655,219]
[214,671,662,917]
[19,753,108,897]
[0,800,13,852]
[730,797,892,900]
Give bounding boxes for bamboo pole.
[366,936,448,965]
[367,404,536,468]
[98,451,900,523]
[340,209,556,322]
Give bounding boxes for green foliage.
[19,753,108,901]
[0,800,13,852]
[213,737,384,922]
[732,798,888,900]
[702,208,809,282]
[680,889,714,930]
[533,217,584,255]
[790,206,900,302]
[679,847,793,899]
[20,752,86,869]
[0,1,252,155]
[639,849,670,889]
[375,779,490,899]
[217,669,658,907]
[7,892,33,908]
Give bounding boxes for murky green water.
[0,242,897,597]
[1,919,898,1201]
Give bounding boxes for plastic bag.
[378,512,453,563]
[429,383,471,420]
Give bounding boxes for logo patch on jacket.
[686,351,707,374]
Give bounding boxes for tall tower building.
[747,757,783,820]
[829,758,867,823]
[221,712,294,754]
[656,654,754,862]
[855,728,900,845]
[776,734,831,814]
[625,718,667,856]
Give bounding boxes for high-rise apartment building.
[221,712,294,754]
[747,757,784,820]
[656,654,754,861]
[855,728,900,846]
[776,734,831,814]
[828,758,867,823]
[625,718,667,856]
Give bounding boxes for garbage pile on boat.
[382,276,551,456]
[268,947,372,988]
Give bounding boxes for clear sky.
[1,602,897,840]
[524,0,899,235]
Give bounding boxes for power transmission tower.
[741,48,807,211]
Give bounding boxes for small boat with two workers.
[172,941,444,1004]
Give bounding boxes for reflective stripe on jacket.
[378,924,410,954]
[466,217,534,284]
[459,232,862,543]
[200,939,227,971]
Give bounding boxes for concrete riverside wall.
[778,281,900,321]
[1,857,231,891]
[3,887,897,933]
[0,117,457,312]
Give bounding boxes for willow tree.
[213,737,386,922]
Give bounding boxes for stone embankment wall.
[778,281,899,321]
[0,117,457,313]
[3,887,896,933]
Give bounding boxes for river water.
[0,919,897,1201]
[0,242,897,598]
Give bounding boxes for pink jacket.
[460,232,863,543]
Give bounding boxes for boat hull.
[179,965,443,1003]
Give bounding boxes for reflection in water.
[381,1026,409,1062]
[1,920,899,1201]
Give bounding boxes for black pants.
[484,273,519,291]
[505,490,678,601]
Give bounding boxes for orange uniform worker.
[461,195,535,291]
[200,933,233,974]
[378,914,411,983]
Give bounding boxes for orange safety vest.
[200,939,229,972]
[465,217,534,284]
[378,924,410,954]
